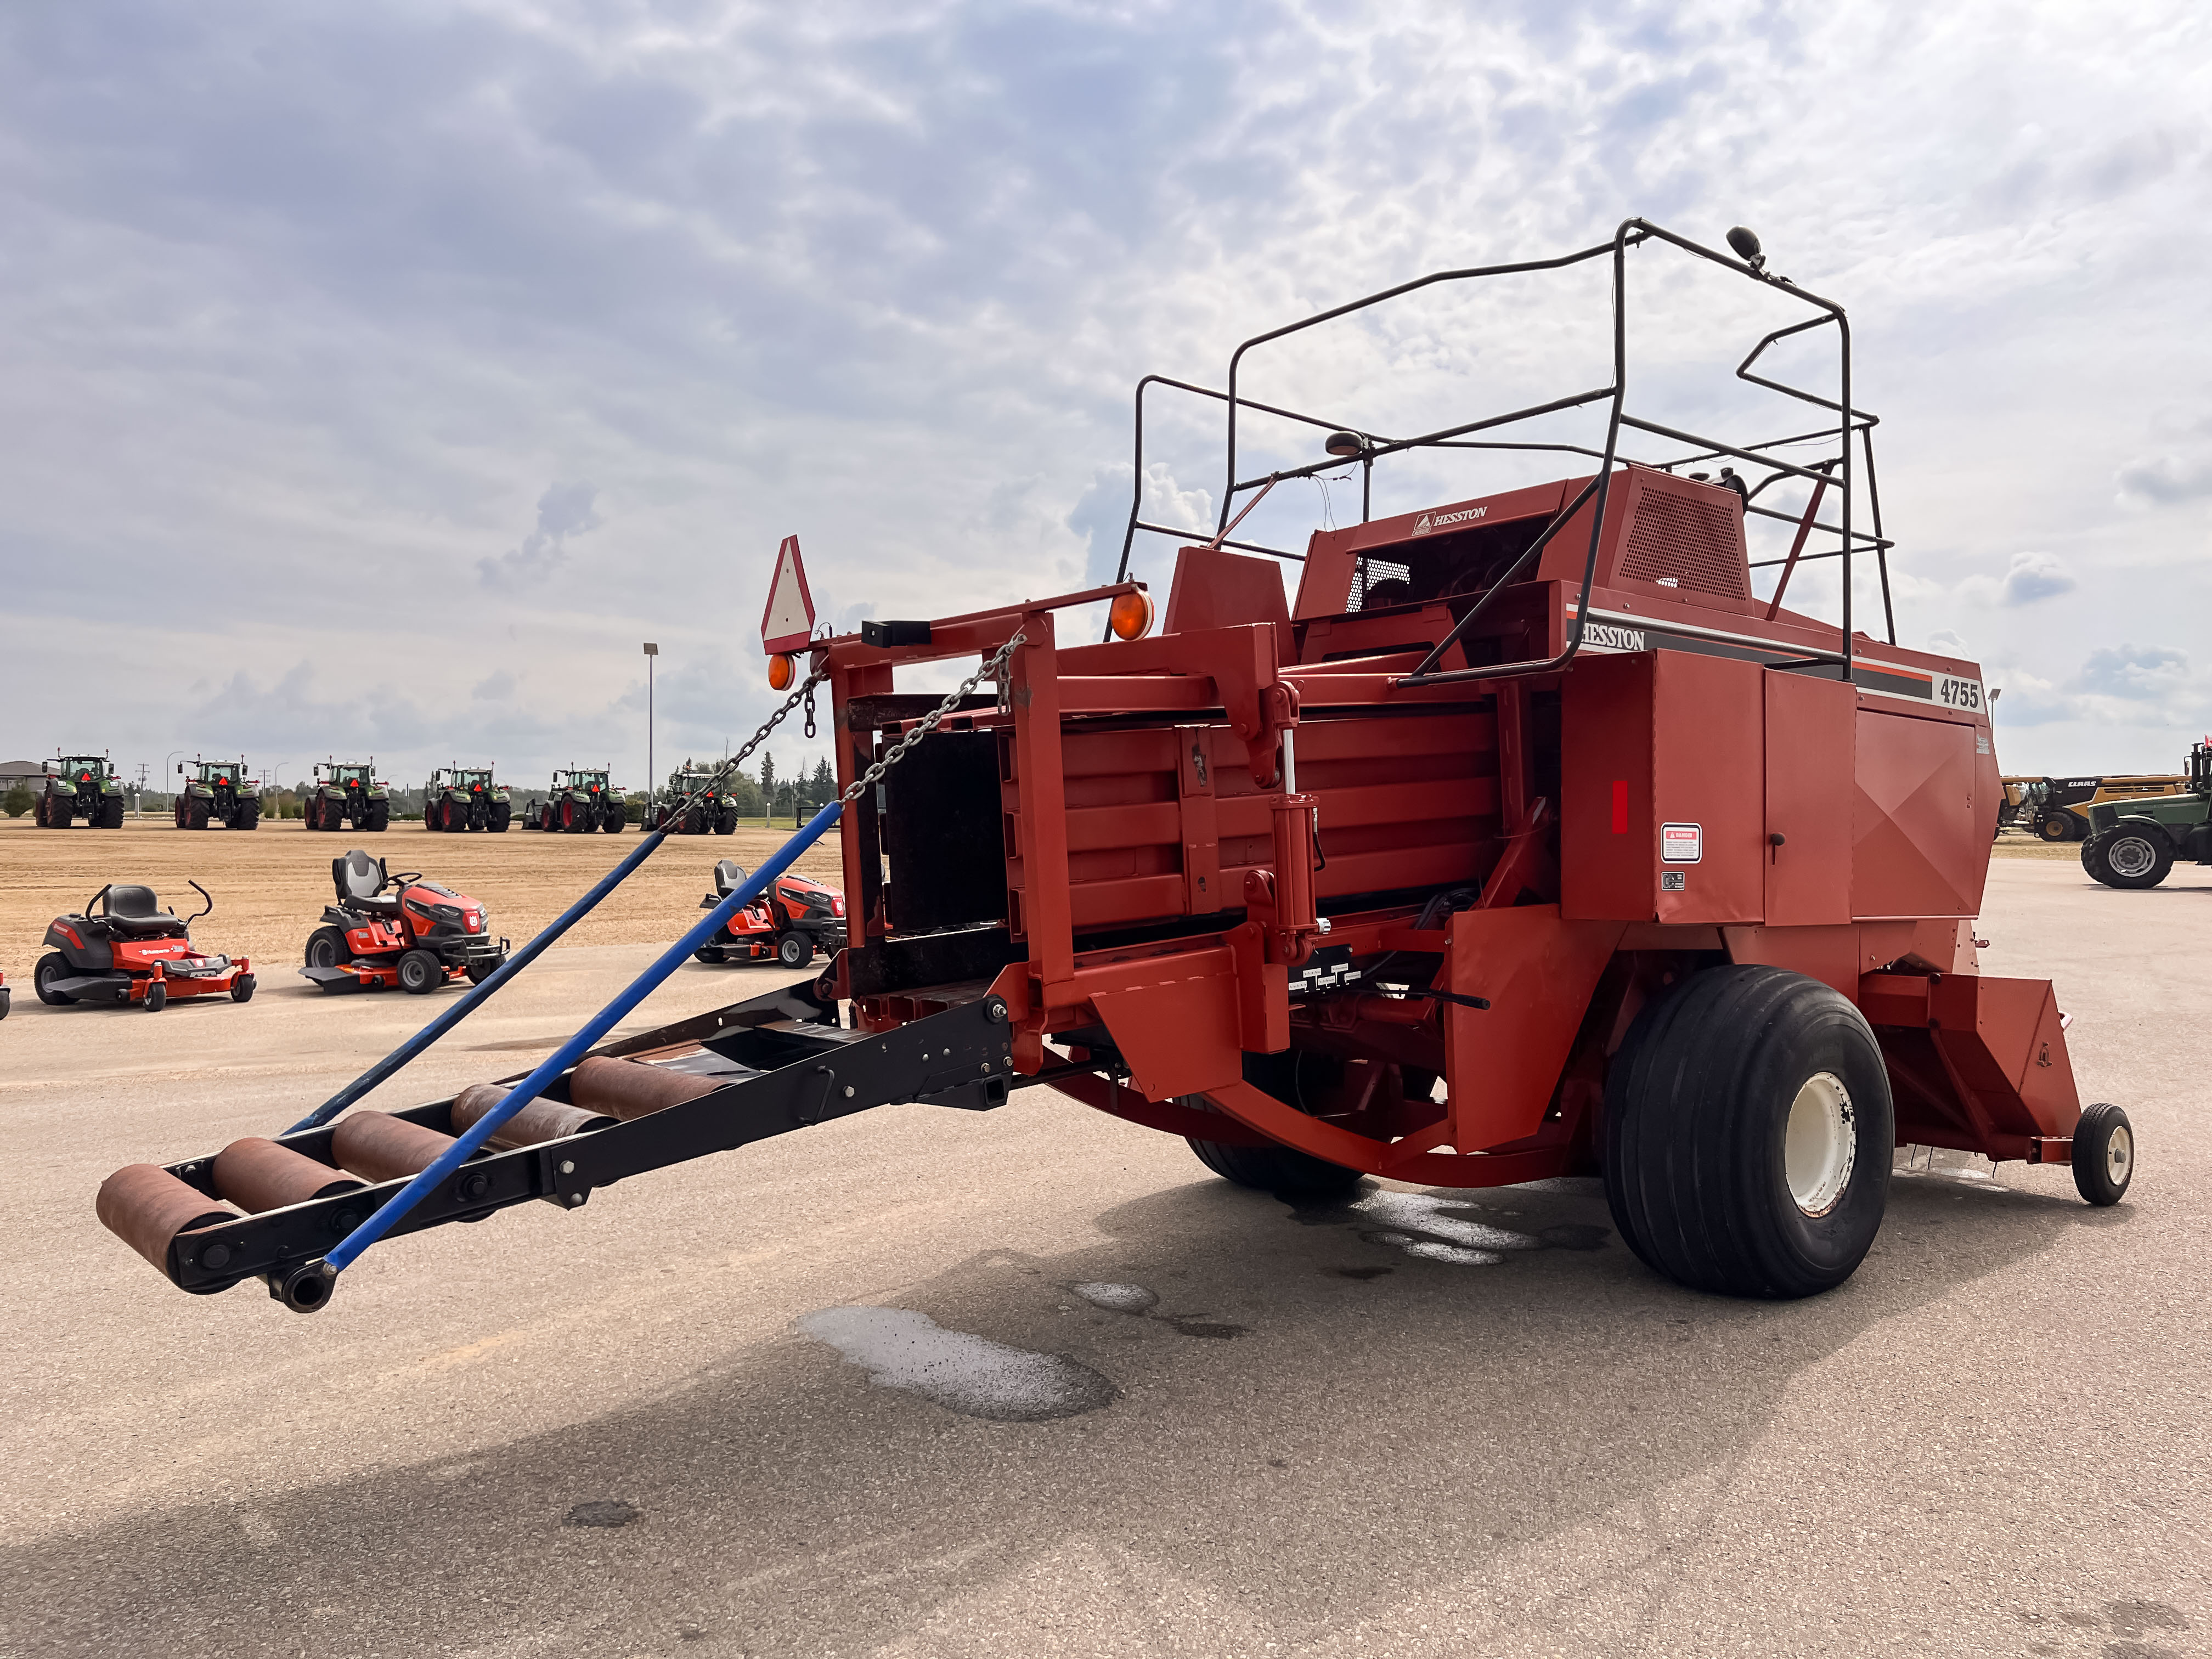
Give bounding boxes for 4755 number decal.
[1936,674,1984,712]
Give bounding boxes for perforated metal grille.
[1349,558,1411,610]
[1617,490,1747,598]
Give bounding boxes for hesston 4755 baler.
[96,221,2130,1315]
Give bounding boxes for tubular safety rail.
[1110,218,1895,672]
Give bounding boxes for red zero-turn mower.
[35,882,254,1011]
[692,858,848,968]
[301,850,509,995]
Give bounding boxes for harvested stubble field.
[0,815,844,982]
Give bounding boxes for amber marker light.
[768,653,795,691]
[1109,590,1154,641]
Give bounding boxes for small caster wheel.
[2072,1102,2134,1206]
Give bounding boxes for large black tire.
[100,795,125,828]
[1605,965,1894,1299]
[489,802,511,833]
[33,953,77,1005]
[2037,811,2078,843]
[1186,1052,1366,1198]
[2072,1102,2134,1205]
[235,800,260,830]
[38,795,64,827]
[714,807,738,835]
[397,949,442,994]
[681,804,708,835]
[2083,828,2172,890]
[365,800,391,833]
[303,927,351,970]
[186,797,211,831]
[602,806,627,833]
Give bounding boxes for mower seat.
[713,859,747,898]
[333,850,402,917]
[103,884,185,937]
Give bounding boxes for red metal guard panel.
[1561,650,1763,924]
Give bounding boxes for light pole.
[642,642,659,827]
[162,749,185,823]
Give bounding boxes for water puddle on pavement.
[1295,1188,1611,1267]
[798,1307,1118,1420]
[1070,1282,1158,1313]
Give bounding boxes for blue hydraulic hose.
[286,828,676,1135]
[323,800,844,1275]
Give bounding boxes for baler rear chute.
[94,219,2131,1314]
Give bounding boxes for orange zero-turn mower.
[692,857,849,968]
[301,850,509,995]
[33,882,254,1011]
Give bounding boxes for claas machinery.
[93,221,2132,1316]
[36,753,125,828]
[694,857,849,968]
[526,768,628,833]
[304,759,390,832]
[424,766,512,833]
[2024,772,2187,843]
[35,881,253,1011]
[301,850,509,994]
[173,757,261,830]
[2080,740,2212,889]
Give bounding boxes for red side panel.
[1443,906,1623,1150]
[1764,670,1854,926]
[1090,963,1243,1101]
[1562,650,1763,924]
[1852,711,1985,919]
[1164,547,1291,664]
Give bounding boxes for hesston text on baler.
[96,221,2131,1314]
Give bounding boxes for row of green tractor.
[25,752,765,836]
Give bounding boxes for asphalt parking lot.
[1,852,2205,1658]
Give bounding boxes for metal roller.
[331,1111,458,1184]
[449,1082,615,1149]
[211,1137,363,1213]
[97,1164,242,1278]
[568,1056,723,1121]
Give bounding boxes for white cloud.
[477,481,601,588]
[2115,452,2212,507]
[2000,551,2075,606]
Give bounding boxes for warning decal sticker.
[1660,822,1702,864]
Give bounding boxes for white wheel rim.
[2107,837,2157,878]
[1785,1070,1857,1217]
[2106,1124,2132,1186]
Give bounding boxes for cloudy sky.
[3,0,2209,794]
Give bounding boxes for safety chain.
[840,630,1027,806]
[657,671,827,824]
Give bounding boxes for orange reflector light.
[768,653,795,691]
[1109,590,1154,641]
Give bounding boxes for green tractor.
[648,761,739,835]
[525,768,629,833]
[304,759,390,833]
[174,757,261,830]
[37,754,126,828]
[424,766,511,833]
[2081,741,2212,889]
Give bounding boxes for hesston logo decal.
[1582,622,1646,651]
[1410,506,1487,537]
